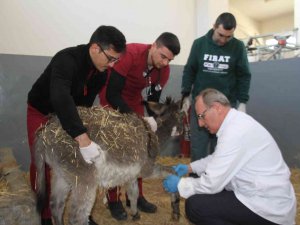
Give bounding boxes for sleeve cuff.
[178,177,196,199]
[190,156,212,175]
[68,127,87,139]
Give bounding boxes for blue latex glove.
[163,175,180,193]
[172,164,188,177]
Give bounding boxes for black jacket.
[28,44,107,138]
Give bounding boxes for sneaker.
[108,201,128,221]
[88,216,98,225]
[126,196,157,213]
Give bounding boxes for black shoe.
[126,196,157,213]
[108,201,128,221]
[41,218,53,225]
[88,216,98,225]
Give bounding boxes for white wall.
[260,13,294,34]
[1,0,297,65]
[295,0,300,45]
[0,0,196,65]
[196,0,229,37]
[229,6,260,39]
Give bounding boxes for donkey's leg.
[68,181,98,225]
[171,192,180,221]
[126,179,140,220]
[50,173,70,225]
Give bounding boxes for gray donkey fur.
[34,98,182,225]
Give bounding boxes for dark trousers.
[185,190,279,225]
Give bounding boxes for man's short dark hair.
[155,32,180,56]
[215,12,236,30]
[89,25,126,53]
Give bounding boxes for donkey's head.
[144,97,184,144]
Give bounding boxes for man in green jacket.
[181,12,251,162]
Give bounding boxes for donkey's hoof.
[132,212,141,221]
[172,213,180,221]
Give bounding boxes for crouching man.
[163,88,296,225]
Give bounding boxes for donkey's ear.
[144,101,167,116]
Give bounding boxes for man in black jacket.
[27,25,126,225]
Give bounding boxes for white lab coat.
[178,109,296,225]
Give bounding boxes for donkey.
[34,98,183,225]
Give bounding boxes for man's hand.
[79,141,101,164]
[75,133,92,147]
[181,96,191,117]
[143,116,158,132]
[172,164,189,177]
[163,175,180,193]
[237,103,246,113]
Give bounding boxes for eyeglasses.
[98,44,119,63]
[197,108,210,120]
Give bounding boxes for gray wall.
[0,54,299,170]
[0,54,51,170]
[247,58,300,167]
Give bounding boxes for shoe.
[88,216,98,225]
[108,201,128,221]
[41,218,53,225]
[126,196,157,213]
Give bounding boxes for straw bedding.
[1,157,299,224]
[0,162,30,200]
[89,157,300,225]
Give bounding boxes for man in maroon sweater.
[99,32,180,220]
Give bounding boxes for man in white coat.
[163,88,296,225]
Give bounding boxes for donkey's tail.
[34,138,47,214]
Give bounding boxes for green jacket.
[181,29,251,105]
